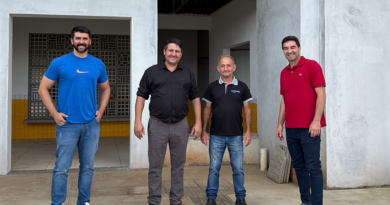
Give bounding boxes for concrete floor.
[7,138,390,204]
[1,165,390,204]
[11,137,129,171]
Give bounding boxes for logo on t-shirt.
[231,90,240,93]
[77,69,89,74]
[299,73,302,76]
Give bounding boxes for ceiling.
[158,0,232,15]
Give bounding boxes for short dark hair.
[71,26,91,39]
[164,38,183,52]
[282,36,300,48]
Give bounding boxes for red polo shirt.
[280,56,326,128]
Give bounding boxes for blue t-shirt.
[44,52,108,123]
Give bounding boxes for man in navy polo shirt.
[276,36,326,205]
[198,55,252,205]
[39,26,110,205]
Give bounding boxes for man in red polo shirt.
[276,36,326,205]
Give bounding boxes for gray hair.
[217,55,235,66]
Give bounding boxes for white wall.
[0,0,157,174]
[325,0,390,188]
[158,30,198,79]
[209,0,257,99]
[12,18,131,97]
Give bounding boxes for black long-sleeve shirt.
[137,62,199,123]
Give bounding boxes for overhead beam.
[174,0,189,14]
[172,0,176,13]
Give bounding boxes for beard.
[73,43,90,53]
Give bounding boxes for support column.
[129,1,158,169]
[0,13,12,175]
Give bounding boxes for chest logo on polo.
[299,73,302,76]
[231,90,240,93]
[77,69,89,74]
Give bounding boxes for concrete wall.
[324,0,390,188]
[209,0,257,100]
[12,18,130,97]
[158,30,198,79]
[256,0,301,151]
[256,0,330,187]
[0,0,157,174]
[256,0,390,189]
[231,46,250,88]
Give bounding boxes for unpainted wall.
[325,0,390,188]
[231,47,250,88]
[209,0,257,100]
[256,0,300,151]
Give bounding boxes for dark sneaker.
[235,198,248,205]
[206,198,216,205]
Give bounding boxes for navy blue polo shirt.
[202,76,252,136]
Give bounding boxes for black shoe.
[206,198,216,205]
[235,198,248,205]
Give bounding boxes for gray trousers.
[147,117,189,204]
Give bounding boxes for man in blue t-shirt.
[38,26,110,205]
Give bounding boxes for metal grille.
[48,34,67,50]
[29,101,49,118]
[118,52,130,66]
[117,36,130,50]
[107,67,117,83]
[30,67,46,84]
[101,51,116,66]
[30,34,47,50]
[117,84,130,100]
[117,68,130,83]
[28,33,131,120]
[30,51,47,66]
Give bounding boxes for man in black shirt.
[135,38,202,205]
[198,55,252,205]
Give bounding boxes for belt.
[150,116,176,124]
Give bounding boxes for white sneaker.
[85,203,90,205]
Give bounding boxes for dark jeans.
[206,135,246,200]
[286,128,323,205]
[51,118,100,205]
[147,117,189,205]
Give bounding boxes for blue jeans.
[51,118,100,205]
[286,128,323,205]
[206,135,246,200]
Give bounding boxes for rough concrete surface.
[324,0,390,188]
[1,165,390,204]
